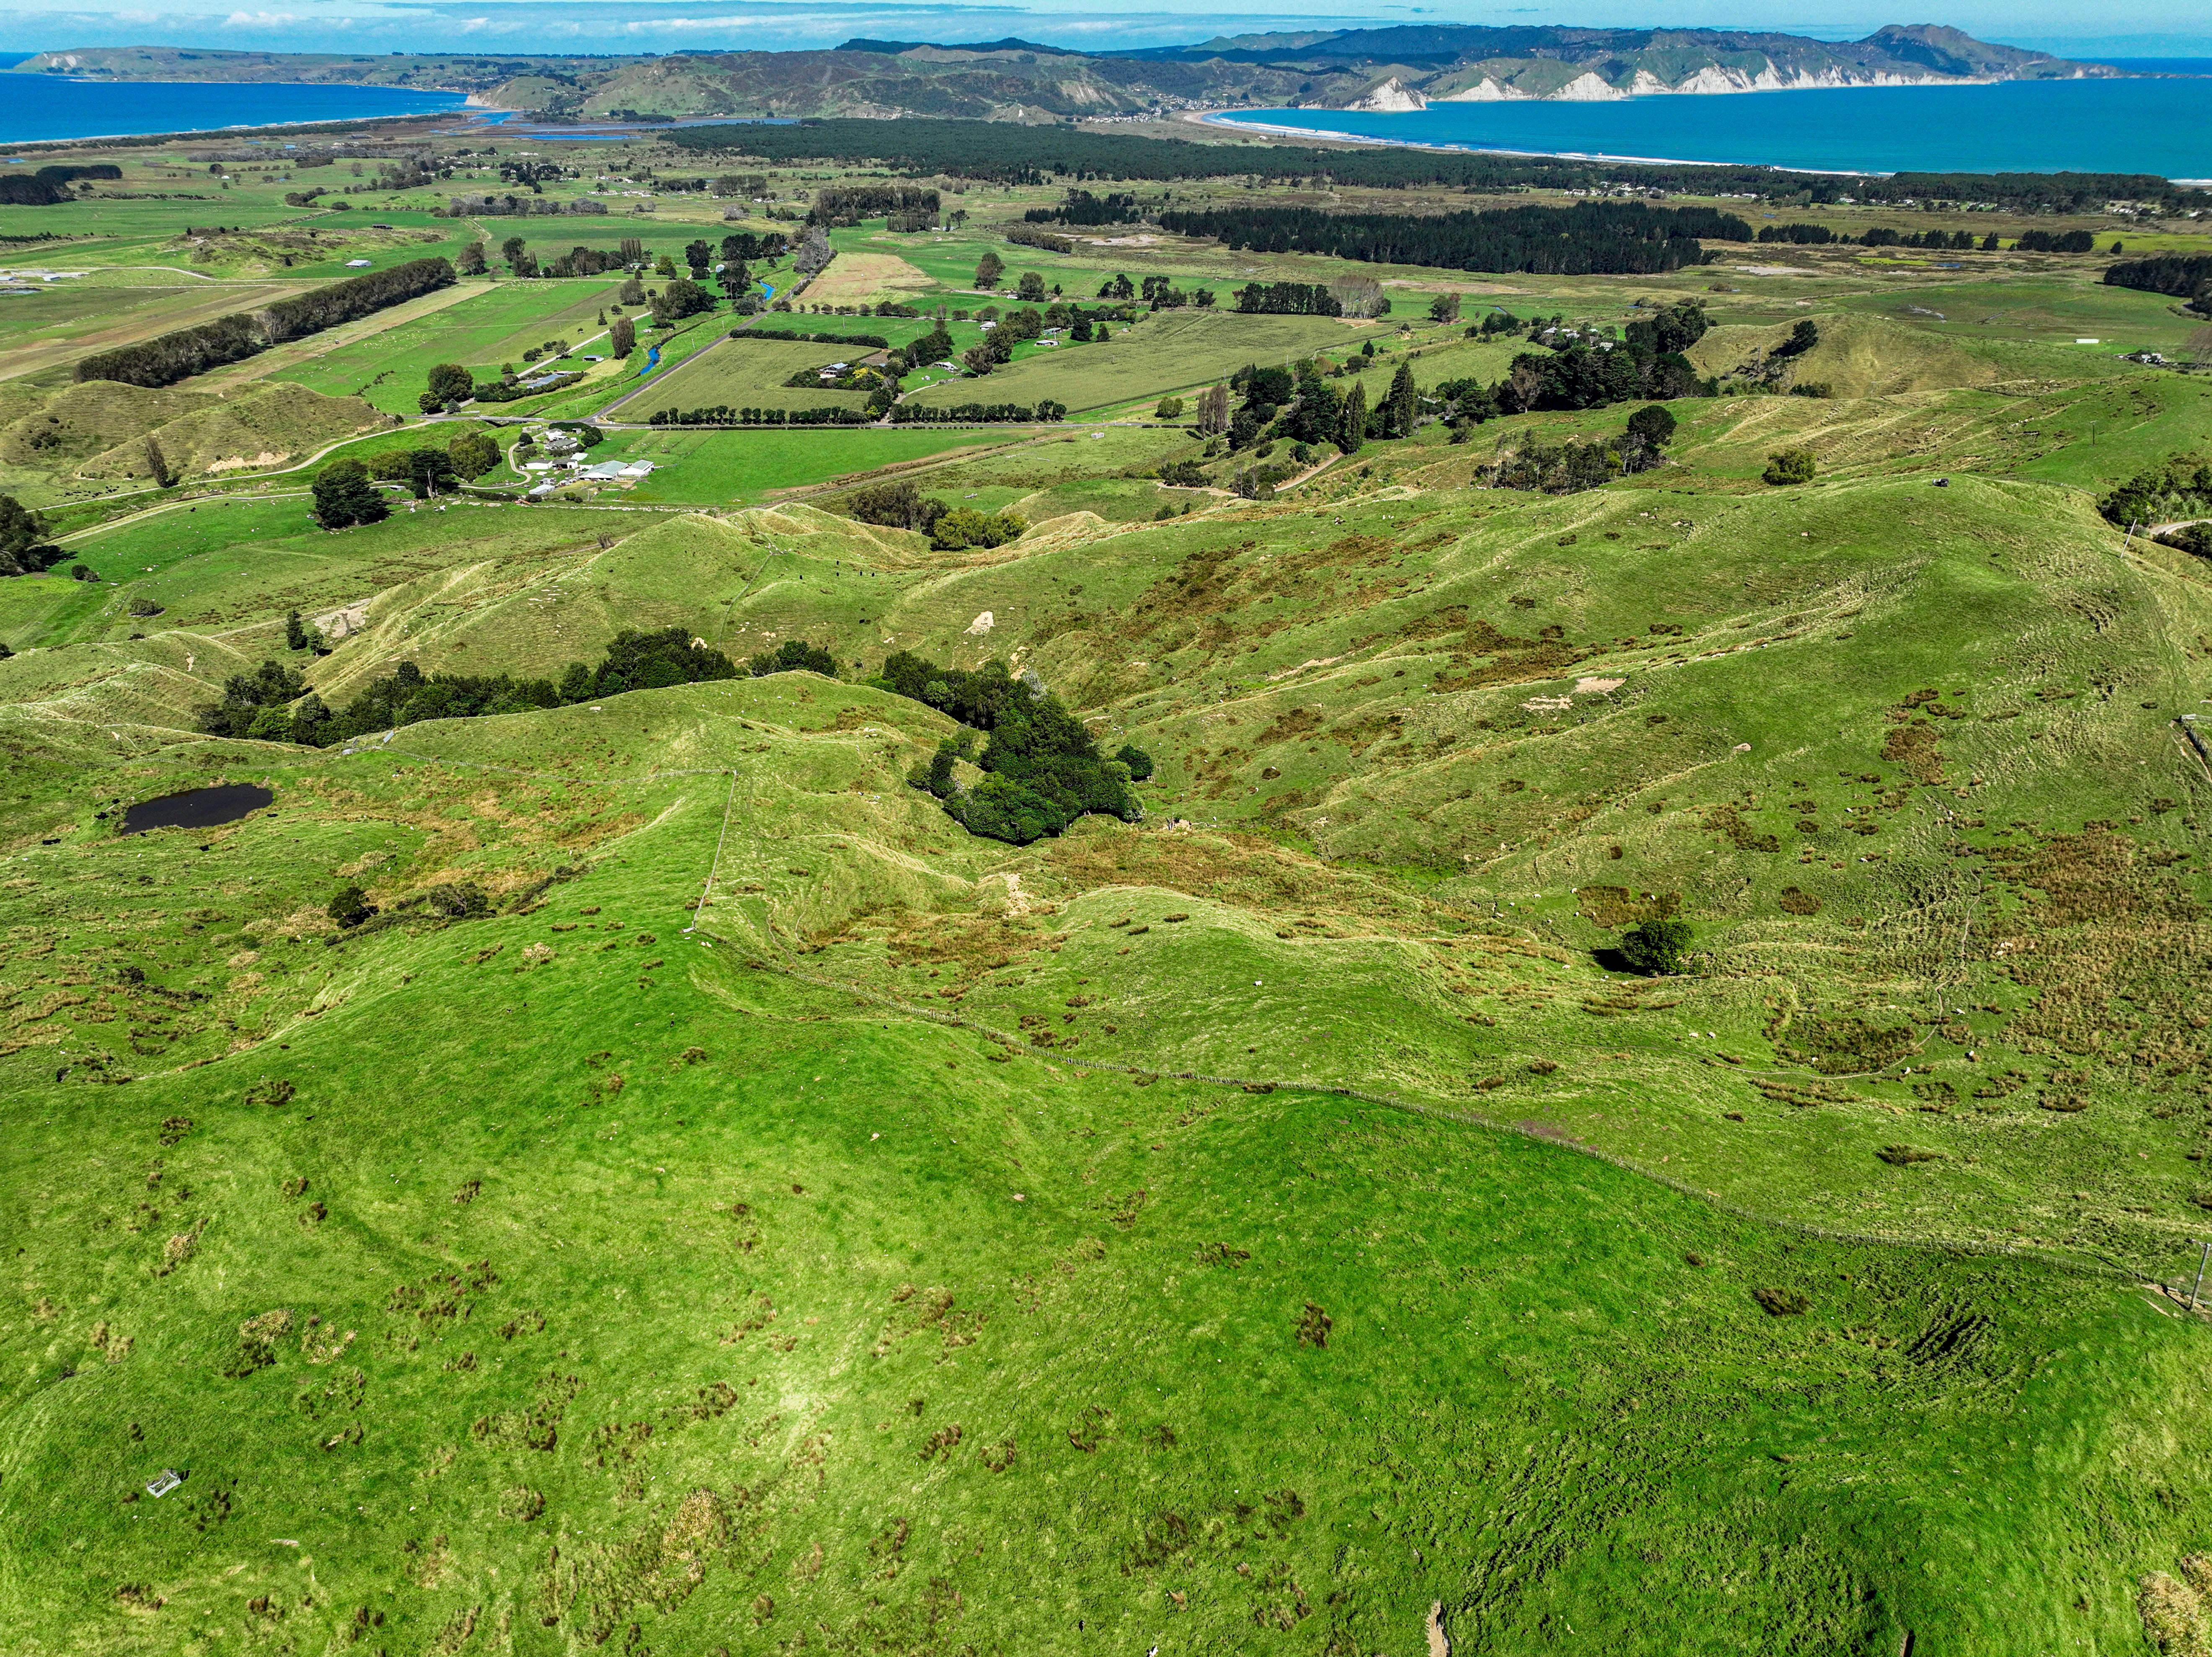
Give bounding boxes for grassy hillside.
[6,131,2212,1657]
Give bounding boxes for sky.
[0,0,2201,62]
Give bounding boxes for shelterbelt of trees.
[1156,201,1750,277]
[2105,253,2212,316]
[75,257,455,388]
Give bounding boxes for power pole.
[2191,1239,2209,1313]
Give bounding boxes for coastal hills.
[12,24,2119,122]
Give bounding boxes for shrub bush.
[1762,447,1817,486]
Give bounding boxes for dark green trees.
[420,362,473,413]
[1620,918,1693,976]
[749,639,836,677]
[0,493,59,576]
[446,430,501,480]
[657,278,713,320]
[1383,361,1419,439]
[327,884,376,927]
[196,659,306,739]
[1339,382,1367,455]
[1626,404,1677,448]
[312,459,388,530]
[847,479,945,535]
[875,653,1139,845]
[1114,743,1155,780]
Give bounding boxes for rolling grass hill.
[9,213,2212,1656]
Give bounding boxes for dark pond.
[121,783,273,836]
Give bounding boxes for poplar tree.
[1339,382,1367,454]
[1387,361,1418,438]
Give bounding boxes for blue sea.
[1213,62,2212,179]
[0,71,469,144]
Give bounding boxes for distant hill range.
[11,26,2122,123]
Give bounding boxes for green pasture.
[612,426,1011,505]
[10,146,2212,1657]
[0,495,595,655]
[278,279,631,413]
[614,336,869,419]
[3,658,2212,1654]
[906,309,1357,413]
[1839,274,2204,353]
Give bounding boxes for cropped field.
[801,250,938,309]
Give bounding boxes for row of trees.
[77,258,455,388]
[1234,282,1341,316]
[1753,223,2086,251]
[886,401,1066,425]
[201,628,741,746]
[1025,190,1144,227]
[649,405,875,427]
[811,184,939,227]
[1160,201,1751,277]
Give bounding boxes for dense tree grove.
[1160,201,1752,275]
[873,653,1141,844]
[0,163,121,206]
[1026,190,1144,226]
[811,184,938,226]
[2100,457,2212,528]
[749,639,838,676]
[1233,281,1341,316]
[2103,253,2212,317]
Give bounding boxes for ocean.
[1210,63,2212,179]
[0,72,470,145]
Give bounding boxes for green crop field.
[5,115,2212,1657]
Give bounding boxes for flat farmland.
[610,426,1012,503]
[0,276,307,385]
[615,336,870,418]
[799,251,938,309]
[903,308,1356,412]
[280,278,632,413]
